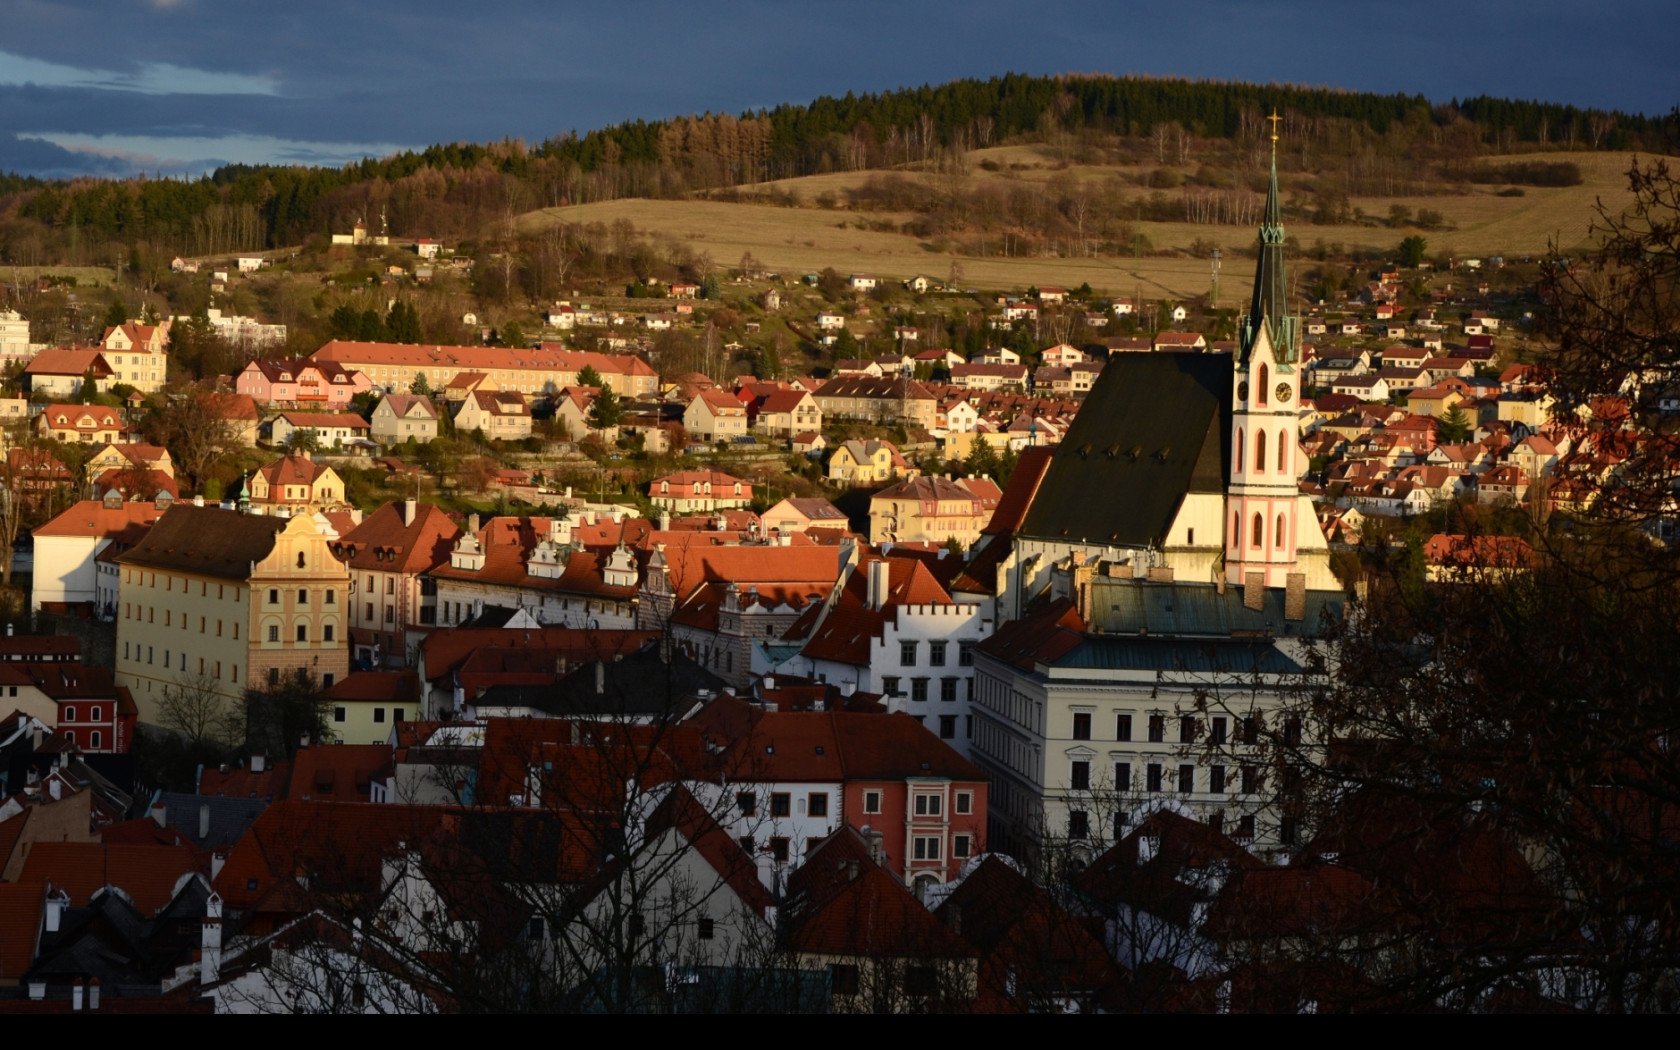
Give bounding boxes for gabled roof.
[333,500,459,574]
[256,453,333,490]
[19,842,203,916]
[287,745,393,802]
[116,504,288,580]
[25,349,112,377]
[0,879,44,980]
[275,411,369,430]
[784,828,975,959]
[378,394,437,420]
[33,499,164,539]
[1018,353,1231,548]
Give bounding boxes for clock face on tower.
[1237,381,1250,403]
[1275,383,1293,403]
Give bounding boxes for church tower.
[1227,115,1304,588]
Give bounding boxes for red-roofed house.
[236,359,371,408]
[268,411,371,450]
[34,404,124,444]
[868,475,997,546]
[32,496,165,612]
[683,389,749,442]
[649,470,753,513]
[774,554,993,755]
[453,390,531,441]
[99,322,169,393]
[245,453,345,512]
[23,350,114,398]
[369,394,439,445]
[429,514,641,633]
[752,389,821,439]
[331,500,460,665]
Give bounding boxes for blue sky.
[0,0,1672,178]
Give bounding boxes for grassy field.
[520,148,1670,300]
[2,264,119,289]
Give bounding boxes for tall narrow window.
[1232,512,1241,549]
[1277,514,1287,548]
[1277,428,1289,472]
[1235,428,1243,474]
[1258,364,1269,404]
[1252,512,1264,549]
[1255,429,1267,473]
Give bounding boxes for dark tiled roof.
[116,505,287,580]
[1018,353,1231,547]
[1086,577,1343,639]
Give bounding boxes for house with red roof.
[867,475,997,546]
[683,388,749,442]
[369,394,439,445]
[649,470,753,513]
[33,403,125,444]
[639,543,844,689]
[773,554,993,756]
[235,359,370,408]
[244,452,345,512]
[452,390,531,441]
[32,495,165,613]
[331,500,460,666]
[20,348,111,398]
[752,388,821,439]
[428,513,641,635]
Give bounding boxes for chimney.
[199,803,211,840]
[867,560,890,611]
[594,660,605,695]
[251,754,265,774]
[1137,834,1160,865]
[864,826,885,866]
[658,511,670,531]
[48,778,60,801]
[1146,565,1174,583]
[403,498,417,527]
[150,801,167,828]
[88,979,100,1011]
[1285,572,1307,622]
[45,889,67,932]
[193,495,204,507]
[467,512,480,535]
[762,675,775,693]
[1243,571,1266,612]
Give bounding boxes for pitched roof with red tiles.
[276,411,370,430]
[19,842,204,915]
[427,516,638,598]
[785,828,976,959]
[787,556,954,666]
[205,392,260,421]
[0,879,44,979]
[256,453,333,490]
[199,761,292,799]
[333,500,460,574]
[980,445,1054,537]
[379,393,437,419]
[418,627,661,683]
[33,499,164,539]
[326,670,420,705]
[314,340,657,378]
[656,543,841,605]
[286,744,394,802]
[24,348,112,376]
[974,597,1086,671]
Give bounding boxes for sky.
[0,0,1672,179]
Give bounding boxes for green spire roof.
[1241,115,1297,366]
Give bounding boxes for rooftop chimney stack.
[403,498,417,527]
[1243,571,1266,612]
[867,560,890,611]
[1284,572,1307,622]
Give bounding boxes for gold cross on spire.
[1267,110,1282,144]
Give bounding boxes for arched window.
[1258,364,1269,405]
[1276,514,1287,548]
[1255,430,1267,473]
[90,731,101,749]
[1277,429,1289,473]
[1232,511,1241,548]
[1235,428,1244,473]
[1251,512,1264,549]
[296,551,306,569]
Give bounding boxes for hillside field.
[521,149,1668,300]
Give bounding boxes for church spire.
[1241,111,1296,365]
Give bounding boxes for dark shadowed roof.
[116,505,287,579]
[1018,353,1231,548]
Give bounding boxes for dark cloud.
[0,0,1672,177]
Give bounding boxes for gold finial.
[1267,110,1282,144]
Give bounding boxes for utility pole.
[1210,248,1221,311]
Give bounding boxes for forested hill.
[5,73,1674,261]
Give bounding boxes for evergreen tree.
[500,322,526,348]
[411,372,431,396]
[1434,403,1472,443]
[757,344,782,381]
[102,299,128,330]
[328,304,363,340]
[996,444,1020,486]
[80,367,97,401]
[576,364,605,389]
[964,437,1000,478]
[386,300,423,343]
[588,385,624,430]
[1398,235,1429,268]
[358,308,387,342]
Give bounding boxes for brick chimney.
[1243,571,1265,612]
[1284,572,1307,622]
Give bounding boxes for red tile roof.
[19,842,204,915]
[333,500,460,574]
[0,880,44,979]
[33,499,164,539]
[287,744,393,802]
[276,411,370,430]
